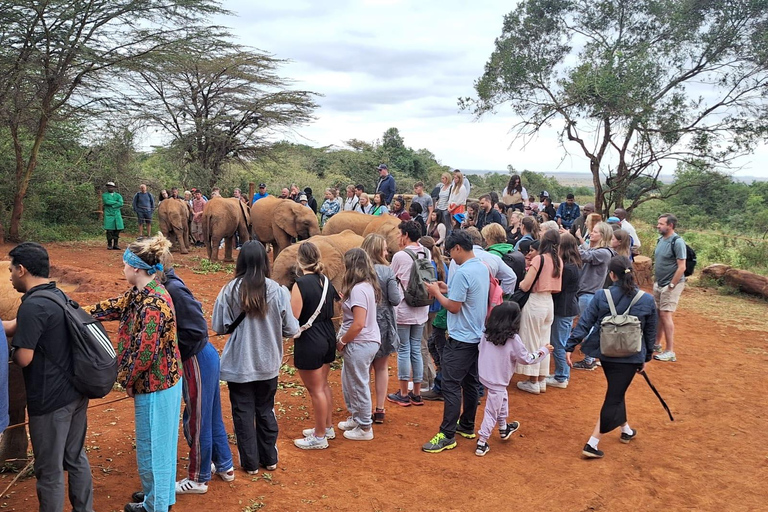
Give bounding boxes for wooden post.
[248,182,255,202]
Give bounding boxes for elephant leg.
[209,236,221,262]
[223,236,235,262]
[179,228,189,254]
[273,229,292,259]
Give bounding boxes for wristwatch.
[669,282,676,289]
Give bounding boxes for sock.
[478,437,488,445]
[621,424,633,435]
[588,436,600,449]
[314,434,325,440]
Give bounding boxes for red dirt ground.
[1,240,766,512]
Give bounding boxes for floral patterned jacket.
[84,279,181,394]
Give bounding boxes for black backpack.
[34,289,118,398]
[671,235,697,277]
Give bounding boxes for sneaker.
[373,409,385,424]
[175,478,208,494]
[422,432,457,453]
[545,376,568,389]
[294,434,329,450]
[421,389,444,401]
[408,392,424,406]
[620,429,637,444]
[456,420,476,439]
[538,380,547,393]
[211,463,235,482]
[475,442,490,457]
[343,426,374,441]
[246,469,259,475]
[653,344,662,352]
[582,443,604,459]
[654,351,677,362]
[516,380,540,395]
[338,417,359,431]
[302,427,336,440]
[386,390,412,407]
[572,358,599,371]
[499,421,520,440]
[264,463,277,471]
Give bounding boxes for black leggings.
[599,361,642,434]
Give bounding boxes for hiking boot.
[175,478,207,494]
[654,351,677,362]
[343,426,374,441]
[620,429,637,444]
[572,358,599,371]
[422,432,457,453]
[131,491,144,503]
[516,381,540,395]
[545,376,568,389]
[211,463,235,482]
[475,442,490,457]
[338,417,359,431]
[421,389,443,401]
[303,426,336,439]
[408,391,424,406]
[373,409,386,424]
[294,434,329,450]
[124,503,148,512]
[582,443,604,459]
[386,390,411,407]
[499,421,520,440]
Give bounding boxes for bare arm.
[340,306,367,344]
[3,319,17,337]
[290,284,303,320]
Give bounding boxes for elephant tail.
[201,210,212,246]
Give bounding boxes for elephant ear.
[274,201,298,237]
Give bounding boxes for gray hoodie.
[212,278,299,382]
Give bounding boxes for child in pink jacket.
[476,301,552,456]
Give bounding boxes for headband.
[123,249,163,275]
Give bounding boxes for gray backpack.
[399,248,436,307]
[600,289,645,358]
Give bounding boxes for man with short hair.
[653,214,686,362]
[374,164,396,205]
[191,189,207,247]
[355,184,365,198]
[556,194,581,229]
[132,184,155,238]
[251,183,269,204]
[475,194,503,231]
[614,208,641,254]
[303,187,318,213]
[411,182,433,223]
[8,243,95,512]
[102,181,124,250]
[170,187,180,199]
[422,231,489,453]
[451,227,517,295]
[541,196,557,221]
[211,187,221,198]
[570,202,595,238]
[279,188,290,199]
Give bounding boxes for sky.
[209,0,768,178]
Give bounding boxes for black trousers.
[227,378,279,471]
[599,361,642,434]
[439,338,480,438]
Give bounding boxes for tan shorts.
[653,281,685,312]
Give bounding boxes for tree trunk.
[591,160,606,216]
[702,264,768,299]
[8,116,48,241]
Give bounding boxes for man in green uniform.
[102,181,124,250]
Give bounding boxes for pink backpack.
[483,262,503,318]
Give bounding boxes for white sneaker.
[294,434,329,450]
[175,478,208,494]
[538,380,547,393]
[302,426,336,439]
[338,417,359,431]
[343,426,374,441]
[654,351,677,362]
[210,463,235,482]
[545,376,568,389]
[516,381,540,395]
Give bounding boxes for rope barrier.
[2,395,131,432]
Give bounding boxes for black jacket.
[164,268,209,361]
[552,262,580,317]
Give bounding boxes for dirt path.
[1,241,766,512]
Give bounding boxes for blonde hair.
[612,229,632,258]
[481,223,507,246]
[361,233,389,266]
[441,172,451,183]
[585,213,603,233]
[359,192,370,205]
[341,248,381,302]
[297,242,325,275]
[592,222,614,249]
[128,232,172,282]
[325,187,337,198]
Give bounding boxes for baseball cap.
[540,190,549,198]
[258,183,266,188]
[453,213,466,223]
[377,164,388,170]
[607,216,621,224]
[106,181,116,187]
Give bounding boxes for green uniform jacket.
[102,192,125,230]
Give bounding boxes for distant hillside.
[463,169,678,187]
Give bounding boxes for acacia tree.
[0,0,225,242]
[462,0,768,214]
[125,39,318,189]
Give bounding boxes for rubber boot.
[113,231,121,251]
[107,230,114,250]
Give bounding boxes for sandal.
[373,408,385,424]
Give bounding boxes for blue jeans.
[550,316,574,382]
[397,324,425,383]
[578,293,596,364]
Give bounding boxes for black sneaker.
[475,442,490,457]
[386,390,411,407]
[499,421,520,440]
[408,391,424,406]
[421,390,443,401]
[422,432,457,453]
[582,443,604,458]
[620,429,637,444]
[572,358,599,371]
[456,421,476,439]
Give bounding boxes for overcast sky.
[211,0,768,178]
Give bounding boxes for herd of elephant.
[158,196,404,291]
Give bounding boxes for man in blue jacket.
[556,194,581,229]
[132,184,156,237]
[375,164,396,205]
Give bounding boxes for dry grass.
[681,281,768,334]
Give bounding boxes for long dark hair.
[234,240,270,317]
[341,248,381,302]
[521,216,539,238]
[538,229,562,278]
[608,255,637,296]
[485,301,522,346]
[506,174,522,194]
[559,232,582,267]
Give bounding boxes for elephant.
[362,215,402,256]
[157,198,191,254]
[271,230,364,291]
[250,196,320,258]
[202,197,251,262]
[0,261,28,469]
[322,211,375,236]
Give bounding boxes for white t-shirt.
[342,282,380,344]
